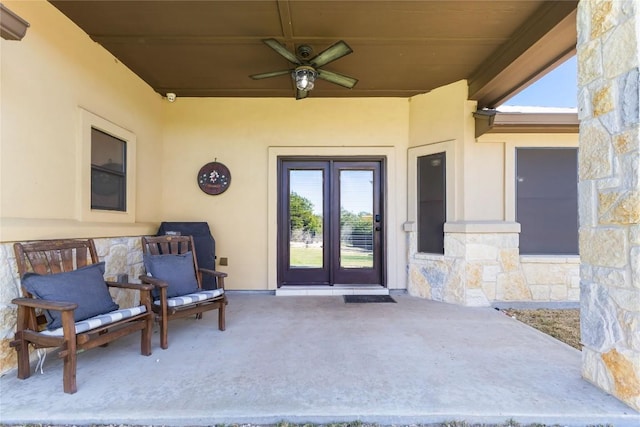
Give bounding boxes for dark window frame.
[516,147,578,255]
[417,152,446,254]
[90,127,127,212]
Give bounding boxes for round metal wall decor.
[197,161,231,195]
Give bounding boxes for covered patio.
[0,293,637,426]
[1,0,640,418]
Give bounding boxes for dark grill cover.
[156,222,217,290]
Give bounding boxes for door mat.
[344,295,396,304]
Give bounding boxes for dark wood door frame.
[277,156,387,287]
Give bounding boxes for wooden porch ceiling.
[49,0,577,108]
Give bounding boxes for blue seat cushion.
[143,252,200,298]
[22,262,119,330]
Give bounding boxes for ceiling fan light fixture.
[293,66,317,91]
[254,39,354,98]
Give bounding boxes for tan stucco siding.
[477,132,579,222]
[408,80,504,221]
[161,98,410,290]
[0,1,163,240]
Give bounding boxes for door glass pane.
[289,170,323,268]
[340,170,374,268]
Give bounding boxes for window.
[417,152,446,254]
[78,108,136,222]
[91,128,126,211]
[516,148,578,254]
[407,140,455,256]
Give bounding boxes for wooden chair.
[11,239,154,394]
[140,235,227,349]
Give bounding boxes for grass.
[290,246,373,268]
[290,246,324,267]
[501,308,581,350]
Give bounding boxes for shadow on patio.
[1,293,638,426]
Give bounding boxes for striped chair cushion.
[41,306,147,337]
[154,289,224,308]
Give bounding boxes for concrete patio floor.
[1,293,638,426]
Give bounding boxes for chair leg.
[160,315,169,350]
[12,332,31,380]
[13,308,32,380]
[62,348,78,394]
[218,300,226,331]
[61,311,77,394]
[141,314,152,356]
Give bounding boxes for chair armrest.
[199,268,228,278]
[106,281,154,292]
[138,274,169,288]
[11,297,77,312]
[199,268,226,290]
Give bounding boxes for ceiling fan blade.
[250,70,291,80]
[310,40,353,68]
[316,69,358,89]
[263,38,301,65]
[296,89,309,100]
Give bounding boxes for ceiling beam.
[155,87,426,98]
[276,0,294,41]
[468,1,577,109]
[474,110,579,137]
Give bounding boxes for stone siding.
[0,237,146,375]
[578,0,640,411]
[407,224,580,306]
[521,256,581,301]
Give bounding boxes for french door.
[278,158,384,287]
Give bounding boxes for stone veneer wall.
[407,222,580,306]
[0,237,146,375]
[521,256,581,301]
[577,0,640,411]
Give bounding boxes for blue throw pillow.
[143,252,200,298]
[22,262,119,330]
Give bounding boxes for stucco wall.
[406,84,581,306]
[0,0,164,375]
[409,82,471,221]
[0,0,162,241]
[160,98,410,290]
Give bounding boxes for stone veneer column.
[407,221,527,307]
[577,0,640,410]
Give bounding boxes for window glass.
[516,148,578,254]
[289,170,323,268]
[340,170,374,268]
[417,152,446,254]
[91,128,126,211]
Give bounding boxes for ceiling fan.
[250,38,358,100]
